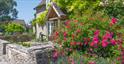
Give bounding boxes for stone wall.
[0,39,53,64]
[0,40,9,55]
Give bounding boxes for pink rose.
[63,32,67,37]
[111,17,118,24]
[94,30,100,36]
[102,40,108,47]
[93,37,99,44]
[110,39,116,45]
[90,42,95,47]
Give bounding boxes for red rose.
[63,32,67,37]
[76,29,81,33]
[55,32,59,36]
[88,61,96,64]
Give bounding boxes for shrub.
[53,13,124,58]
[5,23,25,34]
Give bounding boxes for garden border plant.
[51,13,124,64]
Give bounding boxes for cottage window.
[48,22,54,36]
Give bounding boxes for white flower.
[99,2,104,6]
[123,2,124,5]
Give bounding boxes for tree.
[53,0,101,18]
[53,0,124,19]
[0,0,18,21]
[0,23,5,32]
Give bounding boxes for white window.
[48,22,54,36]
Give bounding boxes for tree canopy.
[53,0,101,18]
[53,0,124,19]
[0,0,18,21]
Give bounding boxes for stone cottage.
[33,0,66,40]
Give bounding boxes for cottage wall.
[36,23,42,39]
[36,23,48,39]
[33,26,36,34]
[34,1,66,39]
[35,11,49,39]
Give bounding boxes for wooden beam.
[58,19,60,28]
[52,5,60,17]
[49,17,59,21]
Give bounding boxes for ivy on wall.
[37,10,48,25]
[32,10,48,26]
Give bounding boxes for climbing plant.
[31,19,37,26]
[32,10,48,26]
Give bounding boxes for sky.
[16,0,41,24]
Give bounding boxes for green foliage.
[0,23,6,32]
[50,50,119,64]
[32,10,47,25]
[31,19,37,26]
[103,0,124,18]
[5,23,25,34]
[53,0,124,19]
[0,16,12,21]
[53,0,101,18]
[0,0,18,20]
[18,42,31,47]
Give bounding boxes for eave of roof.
[47,2,67,20]
[34,0,46,10]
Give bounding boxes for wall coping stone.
[0,39,9,44]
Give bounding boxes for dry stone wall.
[0,39,54,64]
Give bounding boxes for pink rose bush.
[52,14,124,63]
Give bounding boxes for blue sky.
[16,0,41,24]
